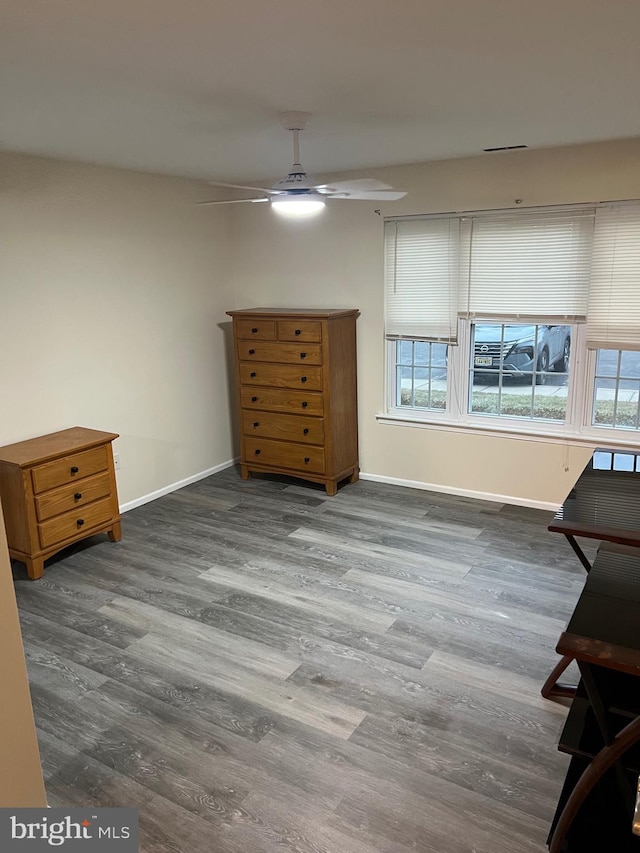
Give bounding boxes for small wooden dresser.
[0,427,121,580]
[227,308,360,496]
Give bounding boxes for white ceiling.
[2,0,640,184]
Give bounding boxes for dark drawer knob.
[76,518,85,527]
[295,329,301,336]
[74,492,82,501]
[301,401,308,408]
[304,457,310,464]
[251,396,258,402]
[251,327,258,333]
[253,422,259,428]
[254,449,261,456]
[70,466,79,474]
[300,376,307,383]
[249,349,255,355]
[303,428,309,435]
[300,352,306,359]
[250,371,257,378]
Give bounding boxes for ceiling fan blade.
[314,178,398,194]
[329,190,407,201]
[198,197,270,205]
[208,179,277,194]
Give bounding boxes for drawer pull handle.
[70,466,79,474]
[295,329,301,336]
[300,352,306,359]
[250,371,257,378]
[304,457,310,464]
[303,428,309,435]
[249,348,255,355]
[251,396,258,402]
[74,492,82,501]
[300,376,307,383]
[254,449,261,456]
[76,518,85,527]
[301,401,308,408]
[251,327,258,333]
[253,422,259,428]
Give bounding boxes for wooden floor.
[13,467,590,853]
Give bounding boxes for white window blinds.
[586,204,640,350]
[384,202,640,346]
[461,209,594,321]
[384,218,461,342]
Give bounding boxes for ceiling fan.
[199,112,407,216]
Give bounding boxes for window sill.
[375,411,640,450]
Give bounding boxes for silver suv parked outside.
[473,324,571,384]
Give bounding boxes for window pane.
[612,452,635,471]
[398,340,413,364]
[593,377,616,426]
[395,340,446,411]
[414,342,430,365]
[469,323,570,422]
[592,451,613,470]
[620,351,640,379]
[595,349,619,377]
[396,365,408,406]
[432,343,447,367]
[533,394,566,422]
[593,350,640,430]
[470,379,500,415]
[617,380,640,428]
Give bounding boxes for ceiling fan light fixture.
[270,193,326,217]
[202,113,406,211]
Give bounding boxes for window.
[395,340,447,410]
[469,323,571,422]
[383,202,640,443]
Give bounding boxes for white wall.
[0,152,235,505]
[230,138,640,507]
[3,139,640,510]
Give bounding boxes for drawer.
[31,446,109,494]
[244,437,325,474]
[240,387,324,416]
[235,319,277,340]
[278,320,322,342]
[35,472,112,522]
[239,363,323,391]
[243,412,325,445]
[38,497,115,549]
[237,341,322,365]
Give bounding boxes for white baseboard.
[119,459,237,513]
[359,471,559,512]
[120,460,558,514]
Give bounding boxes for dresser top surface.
[227,308,360,319]
[0,427,119,467]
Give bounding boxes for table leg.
[564,534,593,572]
[542,654,577,700]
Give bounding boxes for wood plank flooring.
[12,467,591,852]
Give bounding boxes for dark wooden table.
[548,546,640,852]
[549,448,640,572]
[543,448,640,699]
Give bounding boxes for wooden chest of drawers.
[0,427,121,579]
[227,308,360,496]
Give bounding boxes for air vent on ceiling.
[483,144,528,152]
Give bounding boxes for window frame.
[382,322,640,449]
[381,200,640,449]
